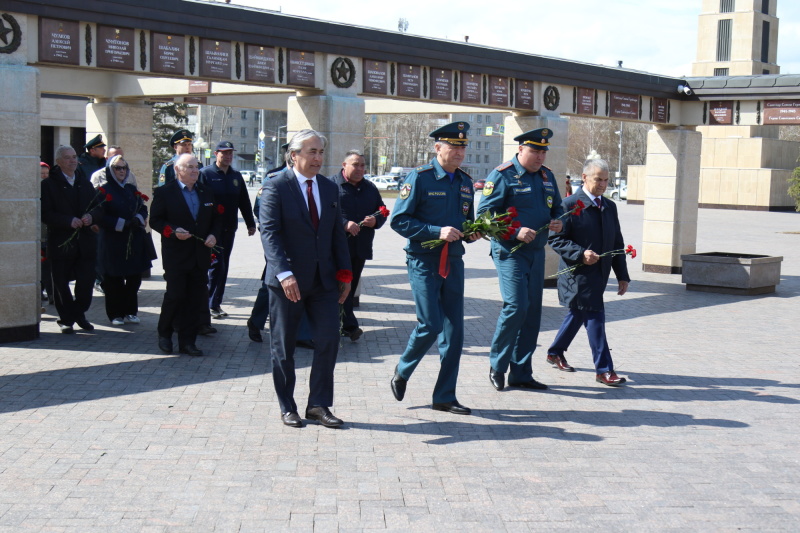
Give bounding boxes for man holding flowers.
[546,159,631,386]
[390,121,481,416]
[478,128,564,391]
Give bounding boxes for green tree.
[789,158,800,212]
[152,102,188,184]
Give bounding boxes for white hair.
[285,129,327,166]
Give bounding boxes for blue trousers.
[268,273,339,414]
[208,228,236,309]
[488,247,545,383]
[547,308,614,373]
[396,254,464,404]
[250,276,312,340]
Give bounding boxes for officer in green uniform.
[78,134,106,178]
[390,122,481,415]
[478,128,565,391]
[158,129,194,186]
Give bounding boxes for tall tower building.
[692,0,779,76]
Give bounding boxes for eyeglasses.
[112,165,128,171]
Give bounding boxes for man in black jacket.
[78,134,106,178]
[41,145,103,333]
[331,150,387,341]
[150,154,222,356]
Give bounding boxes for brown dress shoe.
[546,353,575,372]
[596,371,627,386]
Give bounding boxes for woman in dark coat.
[96,155,156,325]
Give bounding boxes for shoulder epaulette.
[458,167,472,179]
[415,163,434,172]
[164,159,174,167]
[495,161,513,171]
[541,164,553,172]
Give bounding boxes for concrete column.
[86,101,155,199]
[642,126,701,274]
[0,16,40,342]
[286,95,366,177]
[503,114,569,282]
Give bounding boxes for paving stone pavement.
[2,190,799,532]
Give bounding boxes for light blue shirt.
[177,179,200,220]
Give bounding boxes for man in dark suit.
[260,129,352,429]
[547,158,631,386]
[150,154,222,356]
[41,145,103,333]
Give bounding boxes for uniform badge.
[233,178,238,187]
[515,174,523,186]
[400,183,412,200]
[462,201,470,216]
[483,181,495,196]
[546,195,553,208]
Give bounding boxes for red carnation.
[105,194,113,202]
[98,187,106,195]
[210,253,217,262]
[163,225,173,238]
[336,269,353,283]
[631,249,637,259]
[135,191,142,197]
[507,207,518,218]
[501,229,514,241]
[510,220,521,229]
[140,194,149,202]
[216,205,225,214]
[573,199,586,217]
[379,206,390,218]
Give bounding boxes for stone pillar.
[86,100,154,199]
[286,95,366,177]
[503,114,569,282]
[642,126,701,274]
[0,13,40,342]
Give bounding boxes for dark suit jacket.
[548,188,630,312]
[259,167,351,292]
[149,179,222,272]
[41,166,103,264]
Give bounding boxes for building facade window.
[241,110,247,119]
[720,0,734,13]
[762,0,769,14]
[717,19,732,61]
[714,67,730,76]
[254,111,260,121]
[761,20,770,63]
[241,127,247,137]
[484,155,490,164]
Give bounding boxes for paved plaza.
[2,193,799,531]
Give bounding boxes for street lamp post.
[614,123,623,184]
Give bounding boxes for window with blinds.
[717,19,732,61]
[720,0,734,13]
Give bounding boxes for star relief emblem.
[0,20,11,45]
[334,61,350,83]
[0,13,22,52]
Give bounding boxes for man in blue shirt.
[199,141,256,320]
[478,128,564,392]
[390,122,481,415]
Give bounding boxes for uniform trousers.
[396,254,464,404]
[158,267,208,347]
[208,228,236,309]
[488,247,545,383]
[547,308,615,373]
[101,274,141,320]
[268,269,340,414]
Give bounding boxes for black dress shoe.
[246,319,263,342]
[305,406,343,428]
[432,400,471,415]
[158,336,173,354]
[198,325,217,336]
[179,344,204,356]
[348,327,363,342]
[546,353,575,372]
[281,411,303,428]
[58,322,74,334]
[296,339,315,350]
[75,317,94,331]
[489,368,505,391]
[391,368,407,401]
[508,378,548,390]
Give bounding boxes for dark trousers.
[250,266,313,340]
[547,308,615,373]
[268,271,340,414]
[101,274,142,320]
[208,229,236,309]
[341,256,366,332]
[158,267,208,347]
[51,256,94,326]
[41,245,53,300]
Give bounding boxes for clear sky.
[225,0,800,77]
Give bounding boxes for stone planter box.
[680,252,783,295]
